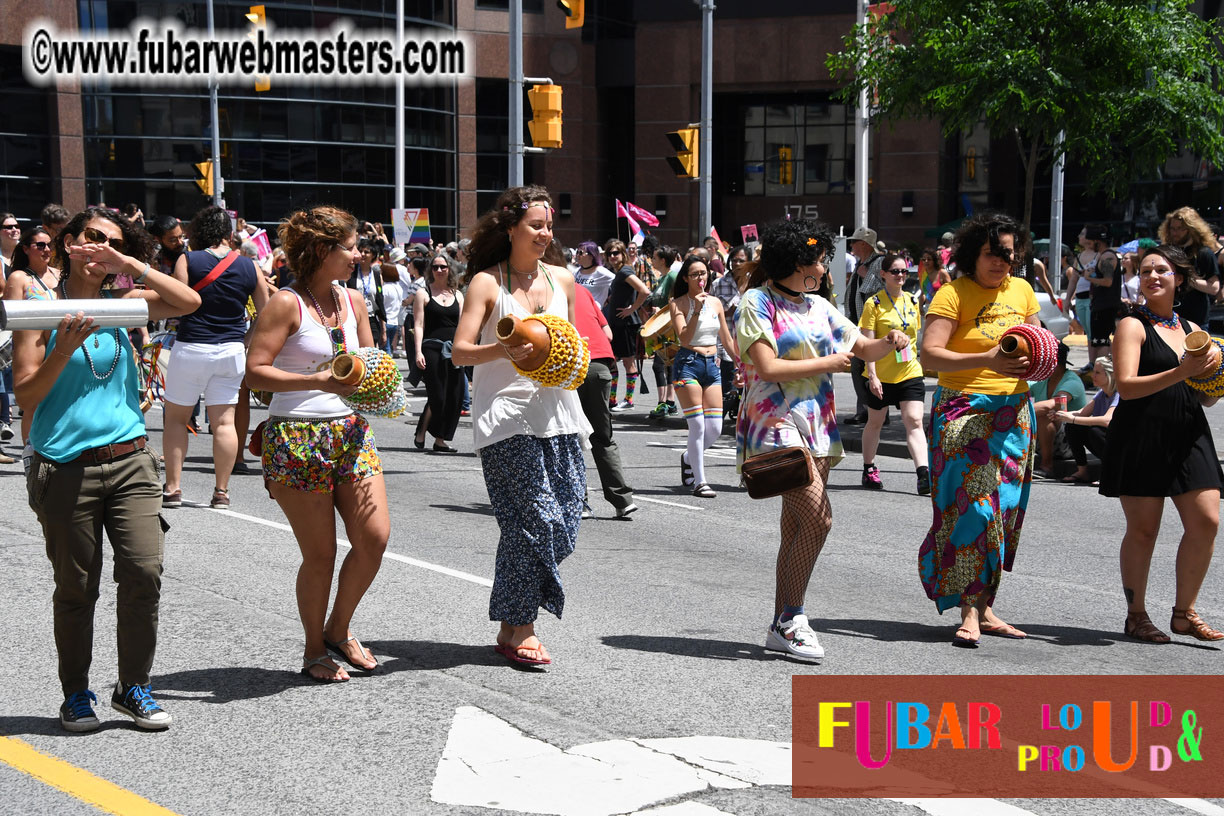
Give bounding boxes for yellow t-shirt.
[926,275,1039,395]
[858,289,923,383]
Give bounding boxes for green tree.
[827,0,1224,231]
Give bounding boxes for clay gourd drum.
[998,324,1059,381]
[1185,330,1211,357]
[330,352,366,385]
[1185,336,1224,398]
[332,347,410,417]
[496,314,590,390]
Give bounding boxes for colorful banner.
[391,208,431,246]
[709,225,730,255]
[623,199,659,227]
[793,675,1222,798]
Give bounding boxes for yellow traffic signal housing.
[666,128,699,179]
[194,160,214,196]
[527,84,563,150]
[778,145,793,185]
[557,0,584,29]
[247,5,269,91]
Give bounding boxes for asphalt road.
[1,352,1223,816]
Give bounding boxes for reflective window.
[733,94,854,197]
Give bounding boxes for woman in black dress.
[412,252,464,453]
[1101,244,1224,643]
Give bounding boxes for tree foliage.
[827,0,1224,229]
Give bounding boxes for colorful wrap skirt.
[918,386,1035,613]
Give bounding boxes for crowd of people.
[2,191,1222,732]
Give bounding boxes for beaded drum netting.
[339,347,410,417]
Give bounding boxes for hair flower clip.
[806,237,819,246]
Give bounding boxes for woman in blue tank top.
[11,207,201,732]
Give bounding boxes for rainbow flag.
[409,208,431,243]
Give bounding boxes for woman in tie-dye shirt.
[736,219,909,663]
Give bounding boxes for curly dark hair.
[750,218,834,288]
[53,207,157,284]
[277,205,358,286]
[188,206,233,250]
[1141,244,1194,294]
[671,254,712,299]
[951,211,1027,280]
[465,185,553,284]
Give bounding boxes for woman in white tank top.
[668,255,740,498]
[246,206,390,684]
[453,185,592,669]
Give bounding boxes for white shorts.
[164,341,246,406]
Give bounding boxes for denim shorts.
[672,347,721,388]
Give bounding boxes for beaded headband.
[504,201,554,214]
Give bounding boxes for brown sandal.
[1170,608,1224,642]
[1124,613,1170,643]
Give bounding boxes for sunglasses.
[82,226,125,252]
[608,250,623,256]
[28,240,51,250]
[329,327,347,355]
[575,250,589,256]
[2,223,18,230]
[431,264,449,270]
[887,268,907,274]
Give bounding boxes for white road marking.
[888,800,1038,816]
[635,496,705,511]
[633,805,733,815]
[210,507,493,587]
[1164,800,1224,816]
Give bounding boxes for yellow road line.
[0,736,182,816]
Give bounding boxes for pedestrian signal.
[557,0,584,29]
[666,128,699,179]
[527,84,563,150]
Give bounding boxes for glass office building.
[77,0,458,232]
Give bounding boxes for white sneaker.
[614,503,639,519]
[0,422,12,441]
[610,400,634,413]
[765,614,824,662]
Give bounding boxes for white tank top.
[471,265,593,451]
[684,298,721,347]
[268,287,361,418]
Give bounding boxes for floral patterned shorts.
[262,414,382,493]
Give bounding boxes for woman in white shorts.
[162,206,268,508]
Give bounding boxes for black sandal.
[1124,613,1171,643]
[692,483,716,498]
[680,453,694,486]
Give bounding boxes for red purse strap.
[192,251,239,292]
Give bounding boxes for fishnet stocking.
[774,458,833,618]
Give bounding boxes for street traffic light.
[527,84,563,150]
[194,161,214,196]
[666,128,699,179]
[557,0,584,29]
[246,5,269,91]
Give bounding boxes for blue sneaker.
[60,689,99,732]
[111,683,172,730]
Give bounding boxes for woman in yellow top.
[858,254,929,494]
[918,212,1041,648]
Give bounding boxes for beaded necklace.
[1136,304,1180,331]
[302,282,347,355]
[58,278,123,379]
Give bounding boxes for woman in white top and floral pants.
[454,186,592,669]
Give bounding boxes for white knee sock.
[703,410,723,450]
[685,413,707,486]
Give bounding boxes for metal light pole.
[698,0,714,239]
[395,0,405,212]
[853,0,869,230]
[206,0,223,206]
[1049,130,1066,293]
[509,0,524,187]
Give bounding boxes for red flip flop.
[494,641,551,668]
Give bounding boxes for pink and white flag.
[623,200,659,227]
[615,199,642,236]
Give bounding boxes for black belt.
[68,436,147,466]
